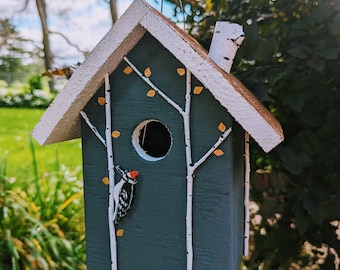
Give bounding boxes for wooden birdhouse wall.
[81,33,245,269]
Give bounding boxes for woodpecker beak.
[128,170,139,179]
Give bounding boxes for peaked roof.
[32,0,283,153]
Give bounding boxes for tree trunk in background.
[35,0,55,92]
[109,0,118,24]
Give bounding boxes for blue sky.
[0,0,175,66]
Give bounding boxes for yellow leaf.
[123,66,133,75]
[144,67,152,77]
[97,97,105,105]
[111,131,121,138]
[117,229,124,237]
[177,68,186,76]
[214,149,224,156]
[29,202,39,213]
[218,122,226,132]
[102,177,110,185]
[147,89,156,97]
[205,0,213,12]
[32,238,42,251]
[193,86,204,95]
[57,192,82,215]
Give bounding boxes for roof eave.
[32,0,284,152]
[32,1,149,145]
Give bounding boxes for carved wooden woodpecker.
[113,166,139,224]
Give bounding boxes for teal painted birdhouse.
[33,1,283,269]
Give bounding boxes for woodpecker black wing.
[115,181,137,223]
[113,167,139,224]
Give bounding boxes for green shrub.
[0,89,53,108]
[0,139,86,269]
[28,75,43,92]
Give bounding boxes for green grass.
[0,108,82,180]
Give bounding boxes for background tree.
[34,0,55,91]
[0,19,42,86]
[167,0,340,269]
[0,19,25,86]
[104,0,118,24]
[16,0,90,91]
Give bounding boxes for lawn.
[0,107,82,180]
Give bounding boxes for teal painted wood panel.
[81,110,111,269]
[81,33,244,269]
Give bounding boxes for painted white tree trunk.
[123,56,233,270]
[184,71,194,270]
[80,82,118,269]
[208,21,245,73]
[104,74,118,270]
[244,131,250,256]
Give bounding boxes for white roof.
[32,0,283,152]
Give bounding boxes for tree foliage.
[0,19,27,84]
[168,0,340,268]
[0,19,42,86]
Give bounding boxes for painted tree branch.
[123,57,233,270]
[80,110,107,147]
[192,127,232,171]
[123,56,185,116]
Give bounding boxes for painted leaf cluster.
[168,0,340,268]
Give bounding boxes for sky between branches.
[0,0,173,65]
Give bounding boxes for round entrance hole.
[132,120,172,161]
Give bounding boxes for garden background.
[1,0,339,269]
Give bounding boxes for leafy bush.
[28,75,43,91]
[0,138,86,269]
[0,89,53,108]
[169,0,340,269]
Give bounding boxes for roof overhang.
[32,0,283,152]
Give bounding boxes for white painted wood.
[184,70,193,270]
[208,21,245,73]
[104,74,118,270]
[32,0,283,153]
[80,111,107,146]
[244,131,250,256]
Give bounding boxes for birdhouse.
[33,1,283,269]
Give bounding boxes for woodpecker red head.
[126,170,139,181]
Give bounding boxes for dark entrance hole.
[132,120,172,161]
